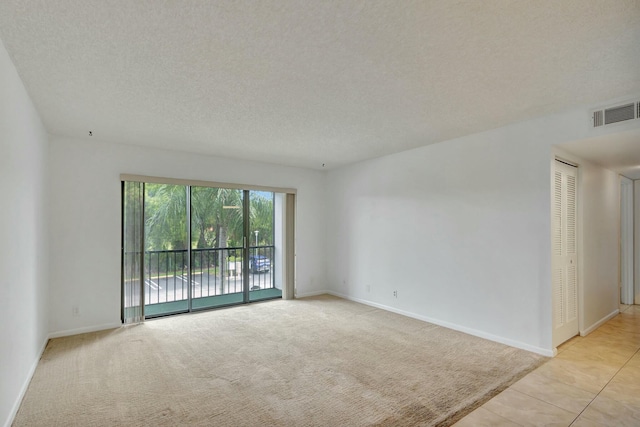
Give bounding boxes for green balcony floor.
[145,288,282,317]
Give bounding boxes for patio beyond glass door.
[249,191,281,301]
[122,180,283,320]
[190,186,245,310]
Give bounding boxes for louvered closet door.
[552,160,579,347]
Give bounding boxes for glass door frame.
[122,176,292,321]
[242,189,250,304]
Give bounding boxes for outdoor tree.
[250,192,274,246]
[145,184,187,251]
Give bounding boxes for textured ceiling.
[1,1,639,169]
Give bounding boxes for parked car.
[249,255,271,273]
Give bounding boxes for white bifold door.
[552,160,579,348]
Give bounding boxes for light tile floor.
[455,304,640,426]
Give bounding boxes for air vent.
[591,100,640,128]
[605,103,635,125]
[593,110,604,127]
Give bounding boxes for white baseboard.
[327,291,555,357]
[48,322,122,339]
[4,335,49,427]
[581,309,619,337]
[295,289,331,298]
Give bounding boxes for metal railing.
[141,246,276,305]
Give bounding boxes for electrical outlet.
[393,290,398,298]
[72,305,80,316]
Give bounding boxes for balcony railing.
[133,246,276,305]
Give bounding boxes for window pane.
[249,191,280,301]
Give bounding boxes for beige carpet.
[14,295,545,426]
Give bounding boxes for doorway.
[552,159,579,347]
[620,176,634,305]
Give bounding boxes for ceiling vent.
[592,101,639,128]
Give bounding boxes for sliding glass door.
[191,186,245,309]
[144,184,189,317]
[122,180,282,321]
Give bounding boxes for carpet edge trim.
[433,355,548,426]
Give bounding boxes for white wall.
[579,163,620,330]
[326,108,637,355]
[0,40,50,427]
[48,137,326,335]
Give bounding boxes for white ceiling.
[0,1,639,170]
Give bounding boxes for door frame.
[620,176,634,304]
[636,180,640,305]
[551,154,583,350]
